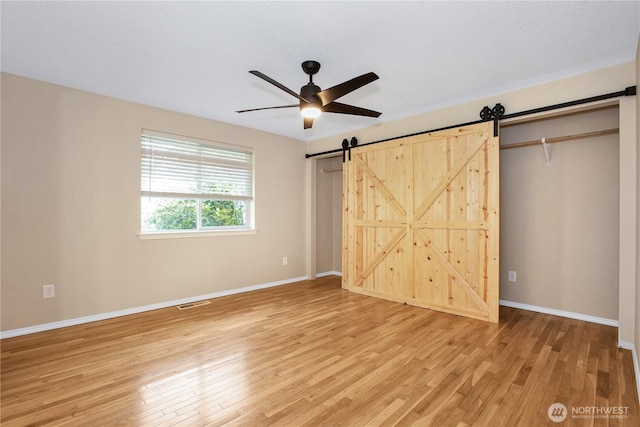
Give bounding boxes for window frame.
[139,130,256,239]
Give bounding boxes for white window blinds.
[141,131,253,201]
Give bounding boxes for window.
[140,130,254,236]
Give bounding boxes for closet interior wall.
[499,106,620,320]
[316,156,343,275]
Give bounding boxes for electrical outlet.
[282,256,288,266]
[508,271,517,283]
[43,284,55,299]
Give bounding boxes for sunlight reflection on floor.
[137,351,249,424]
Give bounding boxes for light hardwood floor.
[1,276,638,426]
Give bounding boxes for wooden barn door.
[342,122,499,322]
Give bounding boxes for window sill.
[138,229,257,240]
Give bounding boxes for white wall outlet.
[43,284,55,299]
[282,256,288,266]
[508,271,517,283]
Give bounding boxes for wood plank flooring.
[1,276,638,426]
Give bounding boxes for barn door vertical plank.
[342,158,350,289]
[405,143,415,299]
[485,130,500,322]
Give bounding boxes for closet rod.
[500,128,618,150]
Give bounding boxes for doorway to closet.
[314,105,620,323]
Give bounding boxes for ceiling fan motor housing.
[300,83,322,108]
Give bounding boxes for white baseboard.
[316,271,343,277]
[0,275,308,339]
[499,299,619,327]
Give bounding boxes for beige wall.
[620,94,637,344]
[309,62,636,339]
[1,73,307,332]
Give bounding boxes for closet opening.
[499,105,620,321]
[313,105,621,324]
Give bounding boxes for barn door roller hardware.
[479,103,505,137]
[305,85,636,159]
[341,137,358,162]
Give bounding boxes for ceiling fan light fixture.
[300,105,321,118]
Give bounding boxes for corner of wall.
[634,33,640,402]
[306,158,317,279]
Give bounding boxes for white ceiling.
[2,1,639,142]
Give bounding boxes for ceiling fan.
[236,60,381,129]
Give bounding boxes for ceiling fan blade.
[249,70,310,103]
[303,117,314,129]
[323,102,382,117]
[236,104,298,113]
[316,72,379,106]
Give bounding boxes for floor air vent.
[176,300,211,310]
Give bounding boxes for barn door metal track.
[305,86,636,161]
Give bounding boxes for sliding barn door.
[342,122,499,322]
